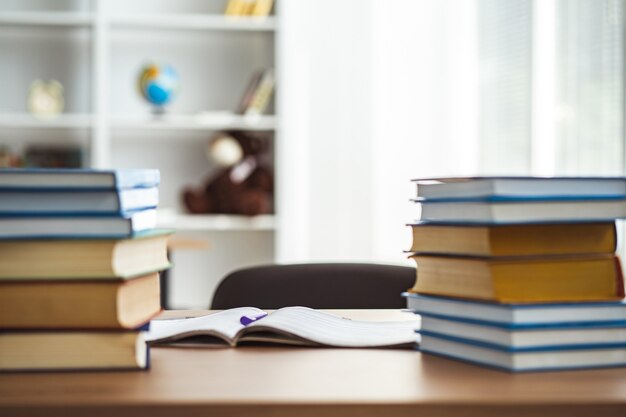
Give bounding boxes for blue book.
[0,209,157,239]
[0,168,160,190]
[415,198,626,224]
[413,176,626,200]
[403,293,626,327]
[420,332,626,372]
[0,187,158,216]
[419,315,626,350]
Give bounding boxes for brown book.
[0,272,161,329]
[0,331,148,371]
[407,222,616,257]
[410,254,625,303]
[0,229,171,280]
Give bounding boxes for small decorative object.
[28,80,64,118]
[182,132,273,216]
[137,64,179,113]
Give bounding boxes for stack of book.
[404,176,626,372]
[0,169,171,372]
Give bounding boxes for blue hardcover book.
[419,315,626,350]
[413,176,626,200]
[415,198,626,224]
[0,168,160,190]
[402,293,626,327]
[0,187,158,216]
[420,332,626,372]
[0,208,157,239]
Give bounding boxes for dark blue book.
[0,168,160,190]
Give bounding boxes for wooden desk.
[2,310,626,417]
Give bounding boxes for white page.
[146,307,264,344]
[244,307,420,347]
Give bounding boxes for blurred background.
[1,0,623,308]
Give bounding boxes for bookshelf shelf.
[0,11,94,27]
[157,210,276,231]
[110,14,277,31]
[0,113,93,129]
[110,113,276,132]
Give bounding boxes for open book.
[146,307,419,348]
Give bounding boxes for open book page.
[146,307,264,346]
[240,307,420,348]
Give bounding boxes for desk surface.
[2,310,626,417]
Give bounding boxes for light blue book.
[420,332,626,372]
[413,176,626,200]
[403,293,626,328]
[0,209,157,239]
[0,187,158,216]
[0,168,160,190]
[415,198,626,224]
[420,315,626,351]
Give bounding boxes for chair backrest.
[211,263,416,309]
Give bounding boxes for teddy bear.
[182,131,273,216]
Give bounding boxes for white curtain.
[277,0,625,263]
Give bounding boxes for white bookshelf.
[0,0,280,308]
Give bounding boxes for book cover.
[406,222,616,257]
[0,229,172,280]
[0,187,158,216]
[409,254,625,303]
[412,176,626,200]
[0,272,162,329]
[0,208,157,239]
[0,168,160,190]
[403,293,626,328]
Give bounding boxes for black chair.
[211,263,416,309]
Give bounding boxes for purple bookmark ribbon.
[240,313,268,326]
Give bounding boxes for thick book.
[407,222,616,257]
[147,307,419,348]
[0,208,156,239]
[0,330,148,372]
[420,333,626,372]
[420,315,626,350]
[413,176,626,200]
[0,187,158,215]
[409,254,625,303]
[0,272,161,329]
[416,198,626,224]
[0,229,171,280]
[403,293,626,327]
[0,168,160,190]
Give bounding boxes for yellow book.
[0,331,148,371]
[408,222,616,257]
[0,272,161,329]
[410,254,625,303]
[0,229,171,280]
[252,0,274,17]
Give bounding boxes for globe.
[138,64,179,108]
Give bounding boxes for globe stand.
[151,106,166,117]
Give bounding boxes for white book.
[147,307,420,348]
[413,176,626,200]
[0,168,160,190]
